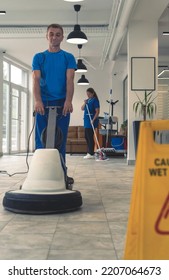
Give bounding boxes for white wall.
[0,53,3,156]
[111,59,128,128]
[127,20,158,164]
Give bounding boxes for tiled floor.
[0,153,134,260]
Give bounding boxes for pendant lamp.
[67,5,88,44]
[0,11,6,15]
[76,44,87,73]
[76,59,87,72]
[77,74,89,85]
[64,0,84,2]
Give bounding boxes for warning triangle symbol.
[155,193,169,235]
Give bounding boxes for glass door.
[2,83,10,153]
[11,87,19,152]
[2,60,29,154]
[3,85,28,154]
[10,86,28,153]
[20,90,28,151]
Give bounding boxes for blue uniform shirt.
[32,49,77,101]
[84,97,100,128]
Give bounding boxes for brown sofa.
[66,126,87,154]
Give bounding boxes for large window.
[2,60,29,154]
[11,65,28,87]
[3,83,10,153]
[3,61,9,81]
[157,83,169,119]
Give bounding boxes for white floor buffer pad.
[3,149,82,214]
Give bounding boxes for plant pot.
[133,120,141,156]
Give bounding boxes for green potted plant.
[120,119,128,136]
[133,90,157,121]
[133,90,157,154]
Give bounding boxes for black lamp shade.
[67,24,88,44]
[76,59,87,73]
[163,32,169,35]
[77,74,89,85]
[64,0,84,2]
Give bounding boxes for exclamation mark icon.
[155,193,169,235]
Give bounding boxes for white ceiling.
[0,0,169,72]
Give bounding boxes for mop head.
[95,148,109,161]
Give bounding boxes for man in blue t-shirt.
[32,23,77,183]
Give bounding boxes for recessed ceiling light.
[158,69,169,79]
[64,0,84,2]
[0,11,6,15]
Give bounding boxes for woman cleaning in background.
[81,87,100,159]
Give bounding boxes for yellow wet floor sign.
[124,120,169,260]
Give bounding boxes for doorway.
[3,84,28,154]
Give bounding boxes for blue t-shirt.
[32,49,77,101]
[84,97,100,128]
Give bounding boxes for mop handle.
[106,89,112,146]
[85,103,101,151]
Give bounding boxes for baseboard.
[127,159,135,165]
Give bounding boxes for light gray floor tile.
[48,249,117,260]
[51,232,115,250]
[1,221,58,234]
[0,233,53,249]
[0,248,49,260]
[55,221,110,234]
[59,211,107,222]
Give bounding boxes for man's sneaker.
[83,153,94,159]
[67,176,74,185]
[66,176,74,190]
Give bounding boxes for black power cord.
[0,112,36,177]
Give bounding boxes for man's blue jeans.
[35,99,70,163]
